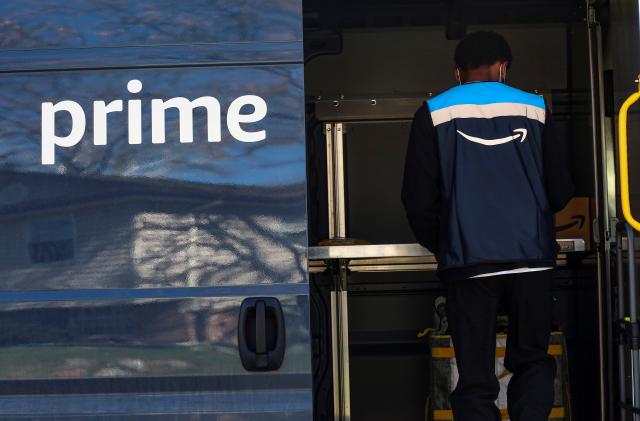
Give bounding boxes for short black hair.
[454,31,512,71]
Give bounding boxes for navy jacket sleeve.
[543,103,575,213]
[401,103,441,254]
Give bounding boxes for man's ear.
[499,61,509,82]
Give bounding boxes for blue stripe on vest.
[427,82,545,112]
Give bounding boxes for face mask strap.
[456,68,462,85]
[499,64,507,83]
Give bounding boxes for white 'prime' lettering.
[40,79,268,165]
[227,95,268,142]
[93,100,123,146]
[151,96,221,144]
[127,79,143,145]
[41,101,86,165]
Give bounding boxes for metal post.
[326,122,351,421]
[325,124,335,239]
[333,123,346,240]
[627,224,640,421]
[618,228,628,420]
[330,260,351,421]
[587,9,616,418]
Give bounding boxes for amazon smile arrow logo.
[457,128,528,146]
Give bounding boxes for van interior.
[301,0,621,419]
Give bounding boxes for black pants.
[446,270,556,421]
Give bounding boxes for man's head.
[453,31,512,84]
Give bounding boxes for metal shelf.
[309,239,586,261]
[309,243,431,260]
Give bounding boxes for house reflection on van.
[0,171,307,290]
[0,170,310,382]
[0,298,241,379]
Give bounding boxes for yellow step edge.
[433,407,565,420]
[432,344,563,359]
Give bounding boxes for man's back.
[402,82,573,281]
[430,82,556,278]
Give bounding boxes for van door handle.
[238,297,286,371]
[255,300,267,354]
[618,74,640,231]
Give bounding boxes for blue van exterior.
[0,1,311,419]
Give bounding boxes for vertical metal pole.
[627,224,640,421]
[587,8,615,418]
[330,286,341,419]
[325,124,335,239]
[618,228,628,420]
[327,122,351,421]
[334,123,347,239]
[329,261,351,421]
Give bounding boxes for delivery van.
[0,0,638,420]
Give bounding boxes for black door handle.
[238,297,286,371]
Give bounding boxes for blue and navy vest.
[427,82,558,273]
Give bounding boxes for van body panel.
[0,390,311,419]
[0,66,307,290]
[0,42,303,73]
[0,0,302,50]
[0,294,310,381]
[0,1,310,418]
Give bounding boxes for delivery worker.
[401,30,574,421]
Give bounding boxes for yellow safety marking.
[429,332,565,339]
[432,344,563,359]
[618,74,640,231]
[431,347,456,358]
[432,407,565,420]
[548,344,563,356]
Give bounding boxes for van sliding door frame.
[587,4,618,421]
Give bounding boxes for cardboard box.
[555,197,591,250]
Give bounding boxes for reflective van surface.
[0,0,310,418]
